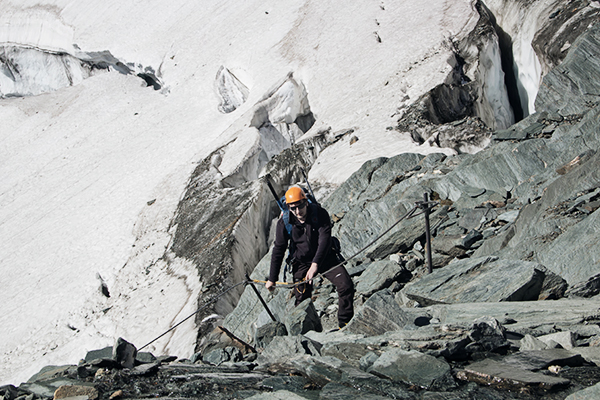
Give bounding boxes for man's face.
[289,200,308,220]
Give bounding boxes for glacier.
[0,0,561,386]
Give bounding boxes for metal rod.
[245,273,277,322]
[423,193,433,274]
[265,175,284,211]
[300,167,318,204]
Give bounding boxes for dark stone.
[566,273,600,298]
[203,347,243,366]
[502,349,586,370]
[321,342,372,368]
[84,346,113,363]
[113,337,137,369]
[494,127,527,140]
[462,230,483,249]
[369,348,455,390]
[402,256,546,305]
[355,259,408,296]
[456,359,570,390]
[285,298,322,335]
[254,321,287,349]
[130,362,160,376]
[345,289,413,335]
[135,352,157,364]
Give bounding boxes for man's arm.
[267,219,288,290]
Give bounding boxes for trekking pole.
[300,167,318,204]
[264,174,285,211]
[245,273,277,322]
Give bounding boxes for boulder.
[456,359,570,390]
[112,338,137,369]
[402,256,546,306]
[571,347,600,367]
[321,342,373,368]
[566,273,600,298]
[426,299,600,335]
[259,335,321,364]
[203,346,243,365]
[84,347,113,363]
[503,349,586,370]
[519,334,549,351]
[345,290,412,335]
[285,298,322,335]
[289,355,374,387]
[538,331,576,350]
[355,259,408,296]
[254,321,287,349]
[369,348,455,390]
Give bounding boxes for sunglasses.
[288,201,307,211]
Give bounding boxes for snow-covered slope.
[0,0,485,385]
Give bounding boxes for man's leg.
[292,263,312,306]
[323,265,354,327]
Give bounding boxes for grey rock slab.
[321,342,373,368]
[538,208,600,286]
[19,378,83,399]
[456,359,570,390]
[258,335,321,364]
[345,289,413,335]
[236,389,311,400]
[538,331,576,350]
[426,299,600,335]
[254,321,287,350]
[284,298,322,335]
[502,349,586,370]
[259,375,308,393]
[84,347,113,363]
[319,382,392,400]
[287,355,347,386]
[535,21,600,115]
[566,382,600,400]
[26,365,76,383]
[355,260,406,296]
[497,209,519,223]
[402,256,546,306]
[369,348,455,390]
[570,347,600,366]
[519,334,549,351]
[130,362,160,376]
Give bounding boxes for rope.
[139,200,437,350]
[138,280,247,351]
[254,203,426,290]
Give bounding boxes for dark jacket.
[269,203,334,283]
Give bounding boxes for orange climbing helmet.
[285,186,306,204]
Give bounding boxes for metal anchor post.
[423,193,434,274]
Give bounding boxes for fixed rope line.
[139,199,438,350]
[253,202,428,290]
[138,280,248,351]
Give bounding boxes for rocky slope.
[3,1,600,399]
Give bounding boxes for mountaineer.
[265,186,354,328]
